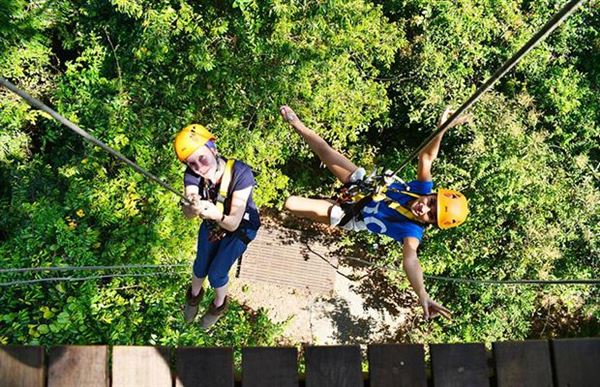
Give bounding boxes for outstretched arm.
[417,107,471,182]
[403,237,452,320]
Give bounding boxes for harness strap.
[234,226,252,245]
[385,199,418,221]
[338,185,422,226]
[215,158,236,214]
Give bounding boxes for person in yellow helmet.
[174,124,260,328]
[280,105,470,320]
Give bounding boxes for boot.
[200,296,229,329]
[183,286,204,323]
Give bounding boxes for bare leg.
[213,283,228,307]
[280,105,358,184]
[191,275,205,297]
[284,196,335,224]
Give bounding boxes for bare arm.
[417,107,471,182]
[403,237,452,320]
[196,186,253,232]
[402,237,427,299]
[215,186,252,232]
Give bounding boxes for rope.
[340,256,600,286]
[0,270,188,287]
[0,77,193,206]
[390,0,586,176]
[0,263,188,274]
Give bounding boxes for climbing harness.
[215,158,236,216]
[199,158,249,243]
[337,170,470,230]
[336,169,393,226]
[337,172,417,226]
[337,169,431,227]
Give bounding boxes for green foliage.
[1,0,598,347]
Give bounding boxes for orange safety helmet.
[437,188,469,229]
[174,124,216,162]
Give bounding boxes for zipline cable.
[0,77,193,206]
[390,0,586,176]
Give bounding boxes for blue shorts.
[193,221,258,288]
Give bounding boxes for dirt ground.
[230,263,421,345]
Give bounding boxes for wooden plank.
[0,346,45,387]
[431,343,489,387]
[368,344,426,387]
[552,338,600,387]
[112,346,172,387]
[305,345,362,387]
[493,341,552,387]
[48,346,108,387]
[175,347,233,387]
[242,347,298,387]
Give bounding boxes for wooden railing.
[1,338,598,386]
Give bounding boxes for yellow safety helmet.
[437,188,469,229]
[174,124,216,162]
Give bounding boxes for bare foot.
[437,106,473,129]
[280,105,300,125]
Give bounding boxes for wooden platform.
[238,226,338,293]
[1,338,598,386]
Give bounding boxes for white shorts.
[329,167,368,232]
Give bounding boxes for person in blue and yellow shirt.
[281,105,469,320]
